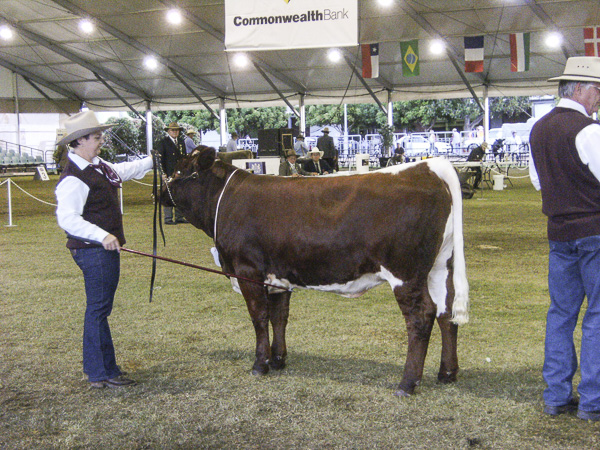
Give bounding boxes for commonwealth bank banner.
[225,0,358,51]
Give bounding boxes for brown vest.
[58,161,125,248]
[530,106,600,241]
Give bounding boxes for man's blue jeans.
[71,247,122,382]
[545,236,600,413]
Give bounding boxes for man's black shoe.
[105,376,137,387]
[577,409,600,421]
[176,218,189,224]
[544,398,578,416]
[164,219,176,225]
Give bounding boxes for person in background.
[316,127,337,172]
[55,110,154,389]
[279,149,312,177]
[304,148,331,175]
[428,129,436,153]
[294,134,309,157]
[529,56,600,422]
[452,128,462,153]
[184,130,198,154]
[156,122,187,225]
[226,132,238,153]
[466,141,488,189]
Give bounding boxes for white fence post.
[5,179,16,227]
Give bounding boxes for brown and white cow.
[162,146,469,396]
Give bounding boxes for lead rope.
[214,168,239,243]
[150,151,166,302]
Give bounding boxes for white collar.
[558,98,591,117]
[68,152,102,170]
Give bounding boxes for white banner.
[225,0,358,51]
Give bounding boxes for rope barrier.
[7,179,57,206]
[131,179,153,187]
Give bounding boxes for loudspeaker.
[258,128,296,157]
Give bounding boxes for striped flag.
[584,26,600,56]
[464,36,484,72]
[509,32,530,72]
[361,43,379,78]
[400,40,420,77]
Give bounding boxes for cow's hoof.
[437,371,458,384]
[393,389,412,398]
[251,362,269,376]
[269,356,286,371]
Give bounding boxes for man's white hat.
[57,111,113,146]
[307,148,324,157]
[548,57,600,83]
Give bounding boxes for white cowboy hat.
[548,57,600,83]
[307,148,324,157]
[57,111,113,146]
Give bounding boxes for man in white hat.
[529,57,600,421]
[304,148,332,175]
[156,122,187,224]
[55,110,154,389]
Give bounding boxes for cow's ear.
[193,147,216,172]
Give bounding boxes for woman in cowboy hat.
[304,147,332,175]
[55,110,154,389]
[156,122,187,224]
[529,57,600,421]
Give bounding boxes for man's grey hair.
[558,80,597,98]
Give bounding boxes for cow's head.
[161,145,217,206]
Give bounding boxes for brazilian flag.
[401,40,420,77]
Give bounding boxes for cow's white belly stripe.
[261,266,404,298]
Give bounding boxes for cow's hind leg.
[239,281,271,376]
[437,264,459,384]
[268,290,291,370]
[394,281,437,397]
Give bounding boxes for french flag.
[584,26,600,57]
[362,43,379,78]
[464,36,484,73]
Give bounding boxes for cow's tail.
[427,158,470,325]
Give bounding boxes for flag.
[584,26,600,56]
[400,40,420,77]
[464,36,484,72]
[361,43,379,78]
[509,32,530,72]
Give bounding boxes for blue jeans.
[71,247,122,382]
[544,236,600,412]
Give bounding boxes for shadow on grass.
[132,347,544,405]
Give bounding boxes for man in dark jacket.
[303,148,332,175]
[316,127,337,172]
[529,57,600,422]
[156,122,187,224]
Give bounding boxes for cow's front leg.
[239,281,271,375]
[394,283,436,397]
[268,290,291,370]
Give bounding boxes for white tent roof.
[0,0,598,114]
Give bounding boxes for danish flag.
[584,27,600,57]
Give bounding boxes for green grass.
[1,174,599,449]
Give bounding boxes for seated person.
[391,144,405,164]
[303,148,332,175]
[279,149,312,177]
[466,142,488,189]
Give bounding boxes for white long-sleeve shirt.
[530,98,600,190]
[55,153,153,244]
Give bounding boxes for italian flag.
[510,32,530,72]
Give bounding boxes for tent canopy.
[0,0,598,114]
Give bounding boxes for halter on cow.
[163,146,469,396]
